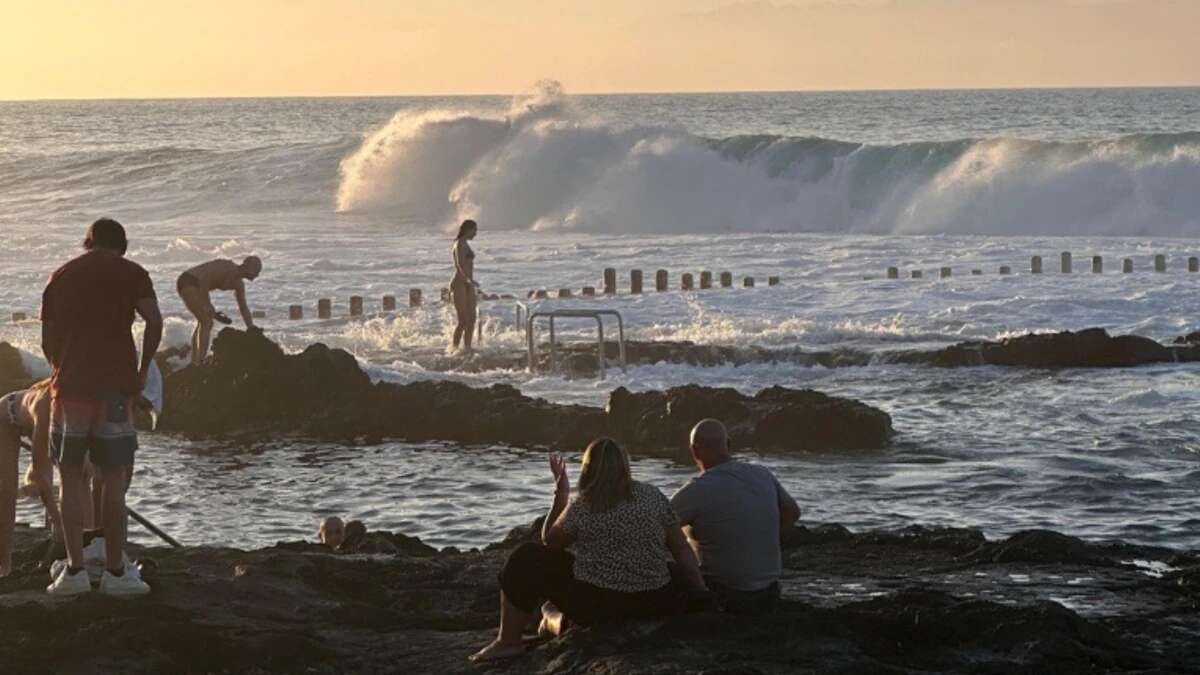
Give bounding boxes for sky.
[0,0,1197,99]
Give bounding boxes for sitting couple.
[472,419,801,662]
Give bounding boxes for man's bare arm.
[135,296,163,385]
[234,280,253,328]
[40,319,59,368]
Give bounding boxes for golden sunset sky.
[1,0,1196,99]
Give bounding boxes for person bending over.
[0,380,63,576]
[177,256,262,365]
[449,220,479,353]
[671,419,801,615]
[471,438,707,663]
[41,217,163,596]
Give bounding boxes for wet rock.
[162,328,605,449]
[2,520,1197,674]
[608,384,893,454]
[893,327,1189,369]
[161,329,889,455]
[968,529,1116,566]
[0,341,33,395]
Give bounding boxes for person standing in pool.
[449,220,479,353]
[176,256,263,365]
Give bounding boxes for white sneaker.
[99,568,150,596]
[46,566,92,596]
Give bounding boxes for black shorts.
[498,542,684,625]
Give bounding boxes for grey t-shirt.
[670,461,784,592]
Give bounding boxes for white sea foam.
[334,84,1200,236]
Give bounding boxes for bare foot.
[469,639,525,663]
[538,602,567,638]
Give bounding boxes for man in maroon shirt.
[41,218,163,596]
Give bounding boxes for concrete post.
[743,276,755,287]
[887,267,899,279]
[603,268,617,295]
[720,272,733,288]
[349,296,364,316]
[440,287,451,303]
[940,267,952,278]
[1190,257,1199,273]
[382,295,396,311]
[1061,252,1072,274]
[581,286,595,296]
[1031,256,1043,274]
[768,276,780,286]
[971,269,982,275]
[1123,258,1133,273]
[1155,254,1166,272]
[700,271,713,289]
[999,266,1012,275]
[288,305,303,320]
[911,270,923,279]
[12,312,28,323]
[251,310,266,319]
[682,273,695,290]
[630,269,643,294]
[318,299,332,319]
[409,289,423,307]
[655,269,668,292]
[1092,256,1102,274]
[558,288,572,298]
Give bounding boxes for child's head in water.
[318,517,345,548]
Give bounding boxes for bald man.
[670,419,800,614]
[176,256,262,365]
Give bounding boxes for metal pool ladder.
[527,309,627,378]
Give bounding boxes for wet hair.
[243,255,263,276]
[577,438,632,512]
[83,217,128,255]
[338,520,367,552]
[455,219,478,240]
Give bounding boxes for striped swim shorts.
[50,395,138,467]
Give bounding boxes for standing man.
[176,256,262,365]
[671,419,801,614]
[41,218,162,596]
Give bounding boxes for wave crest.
[337,84,1200,236]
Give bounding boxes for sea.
[2,84,1199,550]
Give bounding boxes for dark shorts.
[176,272,202,295]
[50,395,138,467]
[706,578,781,615]
[498,542,684,625]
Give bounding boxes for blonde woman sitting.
[471,438,707,662]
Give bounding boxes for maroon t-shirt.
[41,251,156,399]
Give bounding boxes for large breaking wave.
[337,83,1200,236]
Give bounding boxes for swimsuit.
[176,271,203,294]
[1,390,32,438]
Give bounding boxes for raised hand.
[549,452,569,494]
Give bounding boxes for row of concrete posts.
[887,253,1200,279]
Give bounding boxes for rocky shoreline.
[1,520,1196,673]
[157,328,894,456]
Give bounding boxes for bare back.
[184,259,244,292]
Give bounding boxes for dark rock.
[608,384,893,454]
[3,520,1197,674]
[162,328,605,450]
[893,328,1189,369]
[161,329,890,455]
[0,341,33,395]
[969,529,1115,566]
